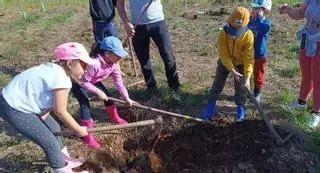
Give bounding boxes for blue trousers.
[92,19,118,42]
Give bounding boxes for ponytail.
[89,42,104,57]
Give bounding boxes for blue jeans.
[92,19,118,42]
[71,82,114,120]
[132,20,180,91]
[0,95,65,169]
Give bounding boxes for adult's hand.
[279,4,290,14]
[125,22,135,37]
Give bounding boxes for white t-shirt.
[129,0,164,25]
[2,63,72,114]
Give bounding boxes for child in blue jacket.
[248,0,272,102]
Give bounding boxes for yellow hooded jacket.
[218,29,254,77]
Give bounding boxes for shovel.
[54,117,163,136]
[122,0,155,45]
[108,97,208,123]
[246,88,294,145]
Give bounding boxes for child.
[201,7,254,121]
[0,42,94,173]
[71,36,135,149]
[248,0,272,103]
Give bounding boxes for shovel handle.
[54,117,163,136]
[246,88,285,145]
[108,97,207,123]
[123,0,154,45]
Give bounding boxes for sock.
[298,99,306,105]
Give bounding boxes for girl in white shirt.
[0,42,95,173]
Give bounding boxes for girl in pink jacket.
[71,36,135,149]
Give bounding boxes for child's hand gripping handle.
[231,69,243,82]
[97,90,108,101]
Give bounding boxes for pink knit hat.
[55,42,96,65]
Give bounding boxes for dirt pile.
[154,120,318,173]
[81,120,318,173]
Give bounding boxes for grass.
[198,44,215,56]
[271,0,301,4]
[39,11,74,28]
[276,89,320,155]
[289,43,300,53]
[1,0,87,10]
[0,73,12,88]
[0,13,42,32]
[280,61,300,78]
[1,10,75,32]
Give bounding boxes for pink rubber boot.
[61,146,86,169]
[105,105,127,124]
[80,119,101,149]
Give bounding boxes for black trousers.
[71,82,114,120]
[132,20,180,91]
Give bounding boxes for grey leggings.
[0,95,66,169]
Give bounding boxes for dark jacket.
[89,0,116,22]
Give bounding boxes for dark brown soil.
[79,118,318,173]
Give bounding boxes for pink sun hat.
[55,42,96,65]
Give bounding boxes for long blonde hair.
[55,60,81,84]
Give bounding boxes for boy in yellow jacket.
[201,7,254,121]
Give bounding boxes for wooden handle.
[246,88,285,145]
[123,0,154,45]
[108,97,207,123]
[54,117,163,136]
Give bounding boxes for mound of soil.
[155,120,318,173]
[82,120,318,173]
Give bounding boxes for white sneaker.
[54,165,89,173]
[53,159,88,173]
[61,147,86,169]
[289,100,307,109]
[308,113,320,129]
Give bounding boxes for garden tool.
[54,117,163,136]
[107,97,208,123]
[122,0,155,45]
[121,0,155,77]
[246,87,294,146]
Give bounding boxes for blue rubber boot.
[236,105,245,121]
[201,99,216,120]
